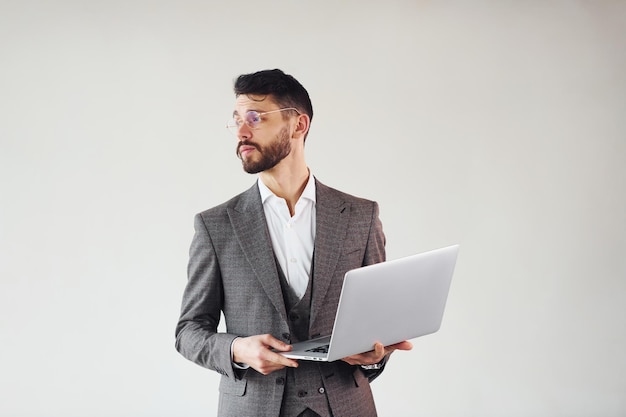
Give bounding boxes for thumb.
[262,334,292,352]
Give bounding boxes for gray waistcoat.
[275,258,333,417]
[276,259,313,343]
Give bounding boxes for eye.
[245,111,262,127]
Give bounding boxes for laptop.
[280,244,459,362]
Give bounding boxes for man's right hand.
[232,334,299,375]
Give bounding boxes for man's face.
[232,94,294,174]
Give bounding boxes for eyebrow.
[232,108,269,118]
[232,109,252,117]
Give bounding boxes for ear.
[292,113,310,140]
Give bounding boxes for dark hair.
[234,69,313,122]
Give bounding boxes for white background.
[1,1,625,416]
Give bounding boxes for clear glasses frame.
[226,107,301,134]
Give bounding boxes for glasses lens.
[244,111,261,128]
[226,111,265,135]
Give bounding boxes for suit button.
[297,390,308,398]
[289,313,300,321]
[282,333,291,341]
[276,377,285,386]
[318,387,325,394]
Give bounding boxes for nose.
[236,123,252,140]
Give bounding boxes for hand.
[232,334,299,375]
[342,340,413,366]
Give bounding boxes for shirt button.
[290,258,297,263]
[318,387,325,394]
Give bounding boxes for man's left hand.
[341,340,413,366]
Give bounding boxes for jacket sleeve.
[174,213,240,379]
[361,201,390,382]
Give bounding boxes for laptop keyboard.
[306,344,329,354]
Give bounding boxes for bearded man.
[175,69,411,417]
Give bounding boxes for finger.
[272,354,299,368]
[382,341,413,358]
[260,334,292,351]
[253,347,299,374]
[374,343,389,363]
[398,340,413,350]
[233,335,298,371]
[267,349,299,369]
[387,340,413,351]
[261,342,298,368]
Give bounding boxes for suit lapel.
[227,183,288,322]
[310,180,350,327]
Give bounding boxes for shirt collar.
[258,172,316,205]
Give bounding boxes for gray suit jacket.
[175,178,387,417]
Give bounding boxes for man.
[175,69,412,417]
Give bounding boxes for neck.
[260,164,310,216]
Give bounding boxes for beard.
[236,127,292,174]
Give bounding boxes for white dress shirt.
[258,173,316,299]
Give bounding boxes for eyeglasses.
[226,107,301,134]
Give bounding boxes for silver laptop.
[280,244,459,362]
